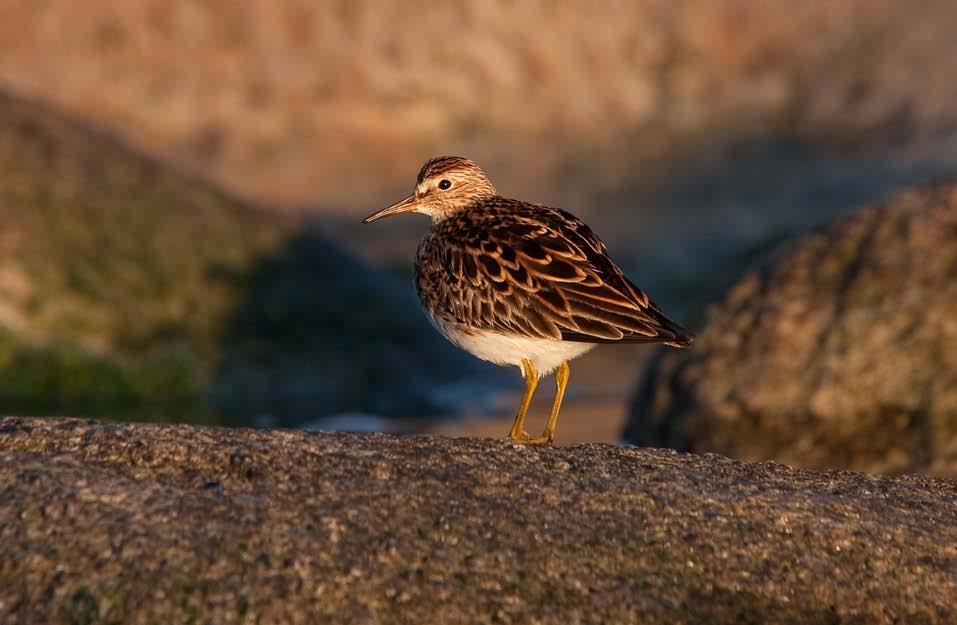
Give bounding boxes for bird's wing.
[444,208,693,346]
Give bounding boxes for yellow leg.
[507,359,538,441]
[527,362,570,445]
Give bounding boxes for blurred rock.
[626,183,957,475]
[0,90,485,424]
[1,1,956,210]
[2,417,956,624]
[5,2,957,345]
[209,226,497,426]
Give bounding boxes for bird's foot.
[506,432,553,445]
[506,430,531,443]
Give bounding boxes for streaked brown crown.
[411,156,497,220]
[417,156,487,185]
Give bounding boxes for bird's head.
[362,156,497,224]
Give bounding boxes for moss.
[0,323,209,423]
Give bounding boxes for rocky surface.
[2,417,956,624]
[0,90,483,424]
[626,183,957,475]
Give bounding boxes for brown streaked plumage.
[363,156,692,444]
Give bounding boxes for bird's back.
[415,197,693,347]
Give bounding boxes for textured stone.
[2,417,956,624]
[626,183,957,475]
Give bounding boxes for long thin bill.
[361,195,417,223]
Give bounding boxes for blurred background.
[1,0,956,473]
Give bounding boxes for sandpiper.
[363,156,692,444]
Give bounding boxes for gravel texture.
[2,417,956,624]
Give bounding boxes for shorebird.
[363,156,692,444]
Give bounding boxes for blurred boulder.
[8,1,957,357]
[625,183,957,475]
[0,89,485,424]
[2,1,957,210]
[209,227,497,426]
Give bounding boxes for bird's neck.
[427,194,498,224]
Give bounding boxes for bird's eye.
[438,179,452,190]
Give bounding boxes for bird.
[362,156,692,444]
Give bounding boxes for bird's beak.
[362,194,418,223]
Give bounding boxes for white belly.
[430,316,595,375]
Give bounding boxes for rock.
[0,90,486,425]
[7,4,957,338]
[2,417,956,624]
[626,183,957,475]
[3,2,957,210]
[208,226,497,425]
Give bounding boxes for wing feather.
[420,200,694,347]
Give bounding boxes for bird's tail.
[645,302,694,348]
[663,331,694,349]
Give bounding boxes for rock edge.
[2,417,956,625]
